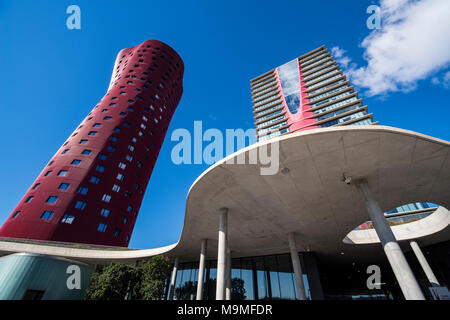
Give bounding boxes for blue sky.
[0,0,449,249]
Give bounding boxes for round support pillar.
[288,232,307,300]
[216,208,228,300]
[168,257,179,300]
[196,239,208,300]
[226,248,232,300]
[410,240,440,287]
[354,179,424,300]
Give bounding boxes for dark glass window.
[75,201,86,210]
[11,211,20,219]
[40,210,54,220]
[22,290,45,300]
[58,170,68,176]
[61,214,75,224]
[100,208,110,217]
[77,186,88,195]
[46,196,58,204]
[90,176,100,184]
[58,183,70,190]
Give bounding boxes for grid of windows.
[2,40,185,247]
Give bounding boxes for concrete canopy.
[0,125,449,266]
[170,125,450,264]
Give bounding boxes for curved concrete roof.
[1,125,449,265]
[343,206,450,244]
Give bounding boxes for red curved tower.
[0,40,184,247]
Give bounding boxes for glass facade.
[385,202,436,214]
[356,202,438,230]
[169,253,310,300]
[252,46,375,141]
[277,59,301,114]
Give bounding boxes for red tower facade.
[0,40,184,247]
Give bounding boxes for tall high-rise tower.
[0,40,184,247]
[250,46,377,141]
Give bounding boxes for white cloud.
[334,0,450,96]
[331,46,345,59]
[431,71,450,88]
[443,71,450,88]
[431,77,440,85]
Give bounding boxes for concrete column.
[288,232,307,300]
[196,239,208,300]
[302,252,325,300]
[125,260,140,300]
[226,248,232,300]
[354,179,424,300]
[410,240,440,287]
[216,208,228,300]
[168,257,179,300]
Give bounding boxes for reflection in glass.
[171,253,310,301]
[277,59,301,114]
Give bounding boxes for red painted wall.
[0,40,184,247]
[274,61,318,133]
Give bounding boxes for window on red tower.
[97,223,107,232]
